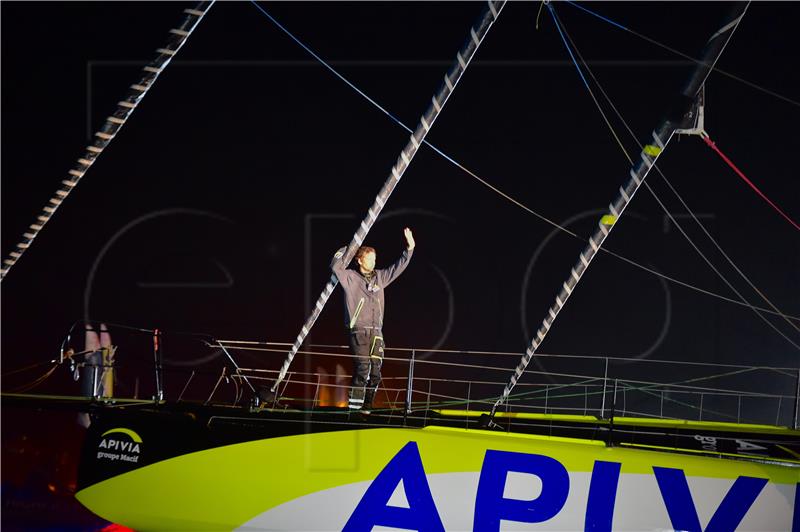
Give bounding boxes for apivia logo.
[97,428,142,464]
[343,442,777,532]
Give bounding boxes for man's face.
[358,251,376,273]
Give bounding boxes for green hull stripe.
[434,409,800,435]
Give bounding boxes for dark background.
[2,1,799,528]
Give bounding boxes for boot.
[349,386,365,411]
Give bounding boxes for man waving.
[331,228,415,412]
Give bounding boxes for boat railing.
[41,326,800,430]
[219,341,799,429]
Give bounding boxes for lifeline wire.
[550,6,800,343]
[0,2,215,281]
[255,0,509,393]
[247,1,800,327]
[563,0,800,109]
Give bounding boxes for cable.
[549,6,800,348]
[247,0,800,325]
[562,0,800,109]
[702,133,800,232]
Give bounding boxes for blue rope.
[546,4,591,92]
[248,2,505,193]
[249,1,413,137]
[563,0,629,32]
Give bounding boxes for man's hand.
[404,227,415,250]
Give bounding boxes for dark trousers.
[348,329,384,408]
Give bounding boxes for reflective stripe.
[652,130,665,149]
[431,95,442,113]
[619,186,630,202]
[470,27,480,47]
[457,52,467,69]
[488,0,498,18]
[444,74,454,92]
[630,168,642,185]
[370,335,384,357]
[421,115,431,131]
[350,298,365,329]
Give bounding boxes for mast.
[270,0,507,394]
[491,3,749,416]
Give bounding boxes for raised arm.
[377,228,415,287]
[330,246,352,287]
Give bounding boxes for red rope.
[702,134,800,232]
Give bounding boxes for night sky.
[1,1,799,527]
[2,1,799,394]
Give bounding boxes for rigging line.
[551,7,800,339]
[0,2,215,282]
[254,0,508,394]
[492,1,756,418]
[562,0,800,109]
[247,0,800,325]
[2,359,55,378]
[702,133,800,232]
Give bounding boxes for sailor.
[331,228,415,412]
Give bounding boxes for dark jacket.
[331,247,414,330]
